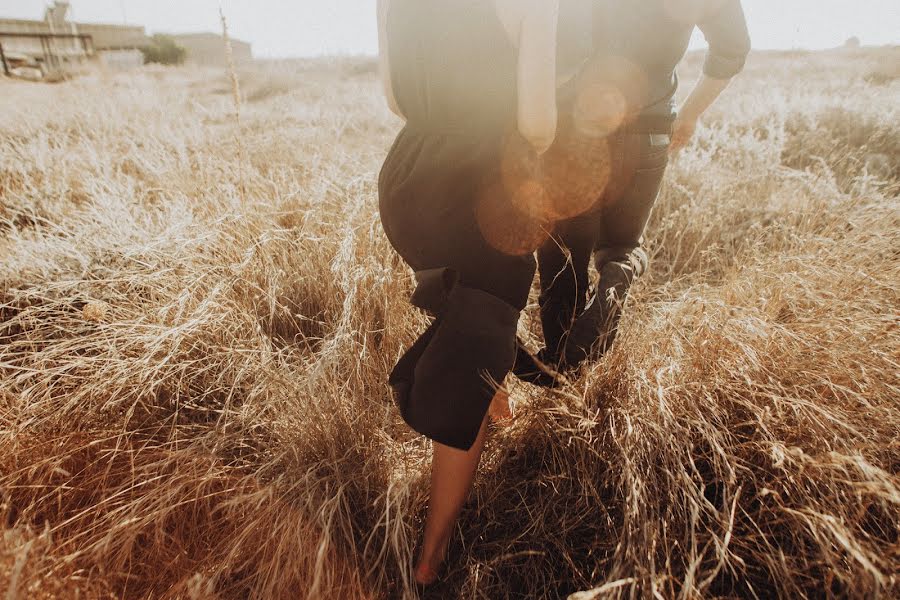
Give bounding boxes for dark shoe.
[562,259,635,366]
[512,339,567,388]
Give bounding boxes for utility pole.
[119,0,128,24]
[0,43,9,77]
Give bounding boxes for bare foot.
[488,387,512,421]
[414,537,449,586]
[413,561,439,586]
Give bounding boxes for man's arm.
[671,0,750,151]
[699,0,751,81]
[670,75,730,150]
[377,0,404,119]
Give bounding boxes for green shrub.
[140,34,186,66]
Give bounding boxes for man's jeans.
[536,129,670,367]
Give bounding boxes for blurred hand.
[669,116,698,153]
[524,132,555,156]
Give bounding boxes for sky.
[2,1,898,58]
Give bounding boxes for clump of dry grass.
[862,46,900,86]
[1,49,898,599]
[782,106,899,190]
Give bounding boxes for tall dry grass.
[1,49,898,599]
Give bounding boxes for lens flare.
[540,124,612,220]
[475,178,549,256]
[575,55,650,130]
[498,118,613,227]
[511,179,550,220]
[500,136,548,219]
[573,83,627,136]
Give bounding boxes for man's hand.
[669,115,698,152]
[670,74,732,154]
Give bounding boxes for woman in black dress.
[377,0,565,586]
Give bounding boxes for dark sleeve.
[697,0,751,79]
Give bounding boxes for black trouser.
[536,130,670,366]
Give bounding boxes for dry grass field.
[1,47,898,599]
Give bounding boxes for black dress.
[378,0,537,451]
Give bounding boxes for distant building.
[170,33,253,67]
[0,1,147,73]
[0,2,254,77]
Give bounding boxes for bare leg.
[414,410,491,584]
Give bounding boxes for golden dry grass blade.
[1,47,898,598]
